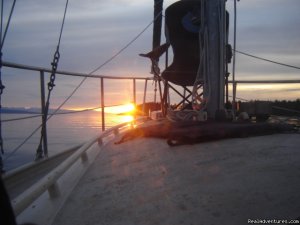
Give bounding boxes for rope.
[2,114,42,122]
[2,106,102,123]
[192,0,207,111]
[36,0,69,159]
[2,102,137,123]
[43,9,164,119]
[235,50,300,70]
[90,11,163,75]
[167,109,207,122]
[4,6,162,162]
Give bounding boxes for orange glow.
[66,103,135,115]
[95,103,135,115]
[64,107,96,112]
[105,103,135,124]
[119,115,134,123]
[65,104,135,126]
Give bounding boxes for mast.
[152,0,164,105]
[203,0,226,119]
[152,0,163,66]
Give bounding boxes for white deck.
[53,133,300,225]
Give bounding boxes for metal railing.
[2,61,152,154]
[9,120,140,216]
[1,61,150,220]
[228,80,300,104]
[2,60,300,221]
[1,118,144,225]
[2,61,300,151]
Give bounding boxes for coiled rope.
[192,0,208,111]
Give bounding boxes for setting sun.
[102,103,135,114]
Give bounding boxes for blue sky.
[2,0,300,109]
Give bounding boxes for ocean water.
[1,111,132,171]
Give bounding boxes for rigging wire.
[234,50,300,70]
[1,106,100,123]
[36,0,69,159]
[0,0,3,46]
[4,125,41,161]
[2,102,131,161]
[0,0,17,171]
[3,0,300,162]
[5,11,163,161]
[89,12,163,75]
[2,102,139,123]
[57,0,69,49]
[43,8,164,120]
[0,0,3,171]
[2,114,42,122]
[232,0,237,109]
[0,0,16,51]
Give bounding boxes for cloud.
[225,0,300,89]
[228,0,300,56]
[2,0,300,109]
[4,0,159,73]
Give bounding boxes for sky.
[1,0,300,110]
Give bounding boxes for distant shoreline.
[2,99,300,117]
[0,107,72,114]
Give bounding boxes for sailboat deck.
[53,134,300,225]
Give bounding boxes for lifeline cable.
[5,7,163,161]
[235,50,300,70]
[2,102,137,123]
[45,9,164,120]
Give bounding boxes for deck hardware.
[97,138,103,146]
[113,128,119,136]
[81,152,89,164]
[48,182,61,199]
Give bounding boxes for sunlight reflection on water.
[2,111,132,170]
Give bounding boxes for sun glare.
[104,103,135,114]
[120,115,134,123]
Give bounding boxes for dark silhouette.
[0,177,17,225]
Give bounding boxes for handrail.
[4,144,81,180]
[2,60,300,170]
[2,61,152,80]
[3,60,299,85]
[227,80,300,100]
[11,118,144,216]
[3,144,81,199]
[1,61,151,161]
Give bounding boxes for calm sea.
[1,111,132,171]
